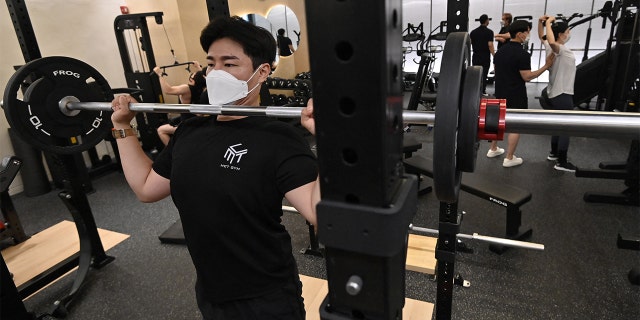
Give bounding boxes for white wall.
[402,0,614,82]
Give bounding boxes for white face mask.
[524,33,530,42]
[500,21,505,27]
[206,66,262,105]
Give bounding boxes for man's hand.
[192,61,202,71]
[153,66,163,77]
[301,98,315,136]
[545,51,556,67]
[111,95,138,128]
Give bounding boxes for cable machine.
[113,12,168,156]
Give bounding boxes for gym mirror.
[267,5,300,59]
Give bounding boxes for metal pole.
[59,100,640,139]
[409,224,545,251]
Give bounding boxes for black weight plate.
[433,32,470,203]
[456,66,482,173]
[3,56,113,154]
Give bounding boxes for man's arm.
[285,99,319,227]
[154,67,189,95]
[111,95,171,202]
[488,41,495,57]
[495,32,510,43]
[520,53,555,82]
[285,178,320,226]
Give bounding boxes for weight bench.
[403,155,533,254]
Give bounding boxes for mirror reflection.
[267,5,300,58]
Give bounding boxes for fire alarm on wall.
[120,6,129,14]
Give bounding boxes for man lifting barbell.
[112,16,320,320]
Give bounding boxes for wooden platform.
[300,274,434,319]
[1,220,129,288]
[406,234,437,275]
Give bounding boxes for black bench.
[403,155,533,254]
[403,136,422,158]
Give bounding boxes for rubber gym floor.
[6,82,640,320]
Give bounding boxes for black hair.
[508,20,530,39]
[479,14,489,24]
[551,21,569,40]
[278,28,285,36]
[200,16,276,69]
[190,70,206,89]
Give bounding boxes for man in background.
[495,12,513,49]
[470,14,495,95]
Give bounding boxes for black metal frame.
[113,12,168,154]
[305,0,421,319]
[3,2,117,317]
[0,157,29,244]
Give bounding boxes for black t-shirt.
[470,25,494,65]
[497,26,510,49]
[494,41,530,109]
[153,116,317,303]
[278,36,293,57]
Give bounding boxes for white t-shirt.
[543,40,576,98]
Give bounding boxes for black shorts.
[198,277,306,320]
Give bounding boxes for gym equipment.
[576,139,639,206]
[2,4,639,319]
[114,12,169,154]
[3,56,639,156]
[0,156,30,244]
[3,3,118,318]
[149,61,199,77]
[403,155,533,254]
[408,224,544,251]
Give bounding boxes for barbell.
[408,224,545,251]
[2,43,639,201]
[2,56,638,154]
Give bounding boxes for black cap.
[479,14,489,24]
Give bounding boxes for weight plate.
[3,56,113,154]
[456,66,482,173]
[433,32,470,203]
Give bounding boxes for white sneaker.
[487,147,505,158]
[503,156,523,167]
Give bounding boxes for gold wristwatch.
[111,126,138,139]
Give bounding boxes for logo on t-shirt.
[223,143,248,168]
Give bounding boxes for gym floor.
[6,82,640,319]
